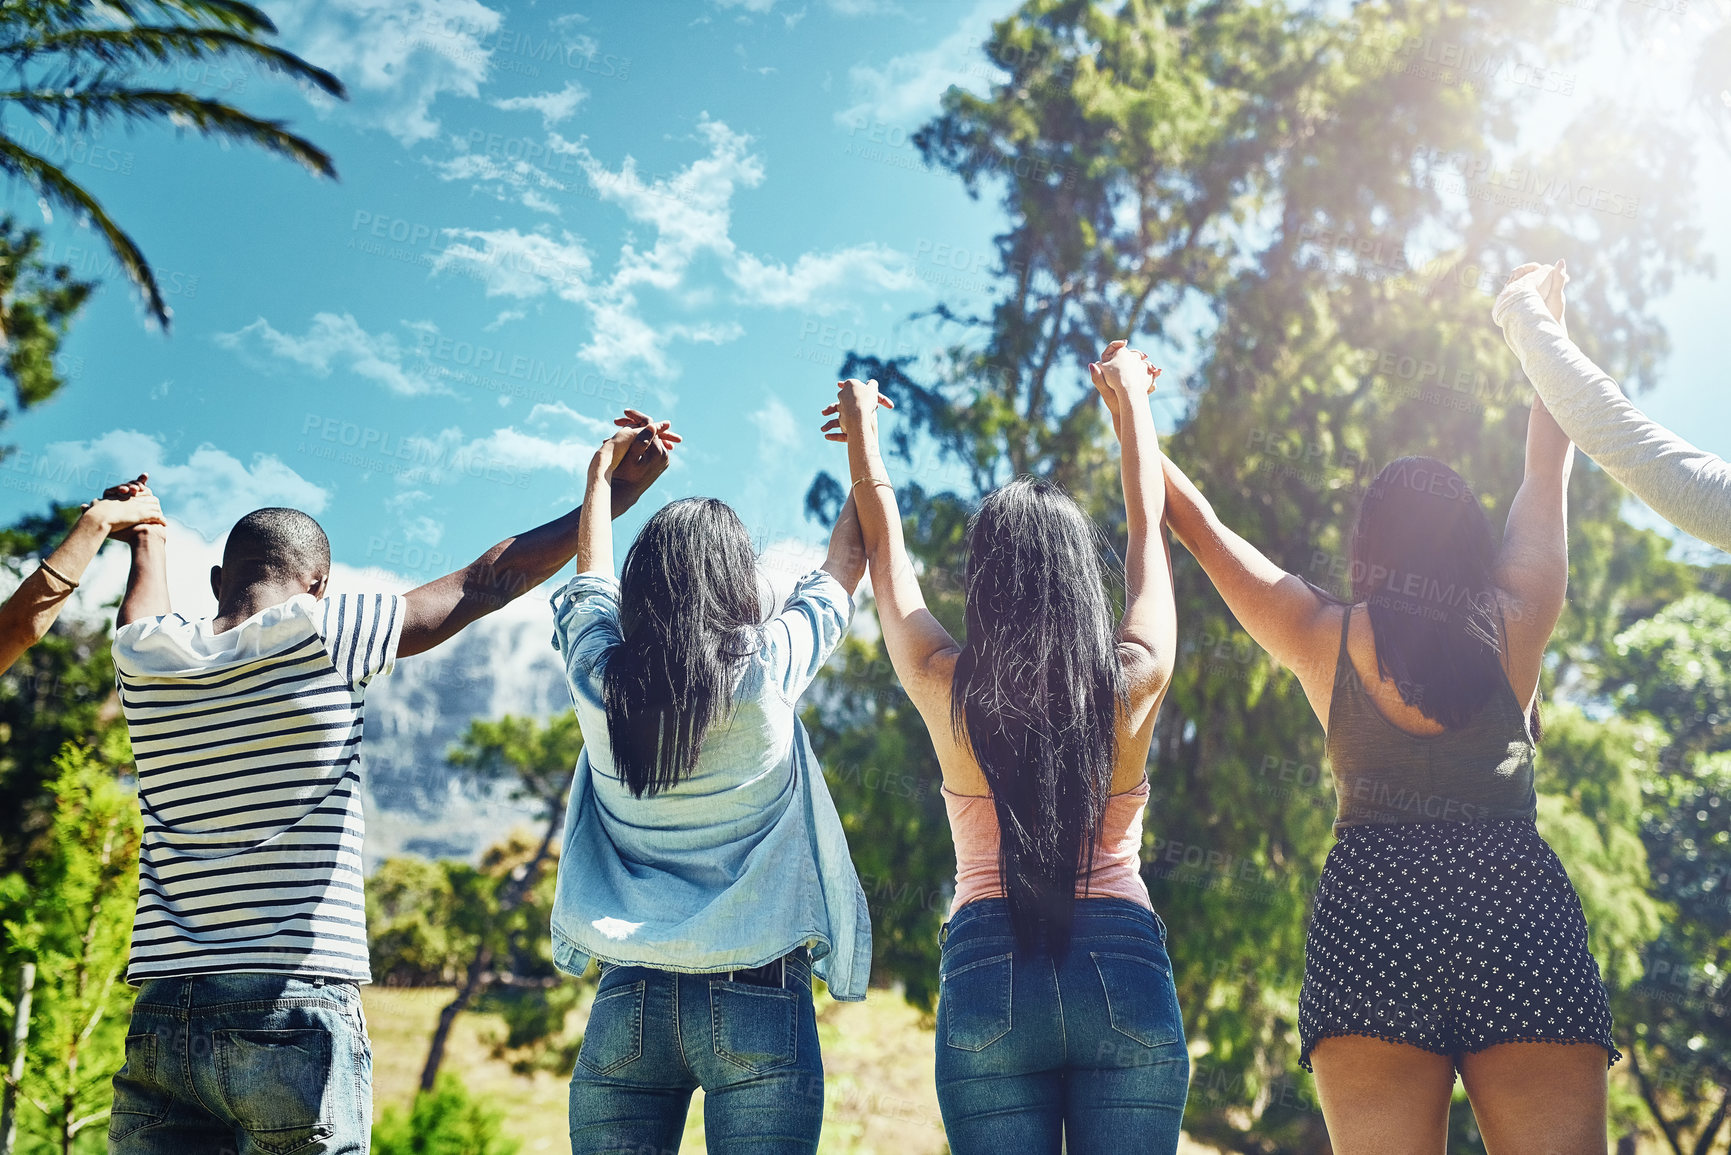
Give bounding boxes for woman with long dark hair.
[821,341,1188,1154]
[551,425,872,1154]
[1159,382,1615,1151]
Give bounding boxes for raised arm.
[1161,456,1341,722]
[821,378,960,703]
[1090,341,1176,711]
[819,491,867,594]
[0,476,167,662]
[1493,394,1573,710]
[399,413,677,658]
[1496,261,1731,550]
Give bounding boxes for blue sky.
[3,0,1728,609]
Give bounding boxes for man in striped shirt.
[106,411,679,1154]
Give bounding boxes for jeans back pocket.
[109,1030,166,1143]
[578,979,646,1076]
[1092,951,1183,1049]
[940,952,1013,1052]
[213,1028,337,1155]
[710,982,799,1075]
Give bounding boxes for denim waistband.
[941,896,1162,943]
[131,972,360,1014]
[598,944,812,981]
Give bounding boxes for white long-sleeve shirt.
[1495,271,1731,551]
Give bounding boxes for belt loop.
[780,954,787,988]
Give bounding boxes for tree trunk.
[418,942,494,1093]
[0,961,36,1155]
[1629,1043,1687,1155]
[418,804,563,1093]
[1690,1086,1730,1155]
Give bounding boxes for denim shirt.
[547,568,873,1001]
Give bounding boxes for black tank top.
[1325,604,1537,835]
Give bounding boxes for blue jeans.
[569,950,823,1154]
[109,973,372,1155]
[934,898,1189,1154]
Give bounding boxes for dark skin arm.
[399,411,680,658]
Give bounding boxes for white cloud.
[834,0,1003,128]
[394,403,617,491]
[433,228,593,300]
[751,396,800,451]
[491,80,588,127]
[428,147,574,215]
[21,430,330,543]
[277,0,503,146]
[730,244,917,309]
[432,116,916,378]
[216,313,446,397]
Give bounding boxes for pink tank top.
[942,780,1153,917]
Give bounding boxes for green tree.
[1599,597,1731,1154]
[419,714,583,1091]
[0,219,93,417]
[0,743,139,1155]
[805,0,1721,1147]
[0,0,344,329]
[0,506,125,871]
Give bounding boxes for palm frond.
[0,136,165,326]
[93,1,277,36]
[0,27,345,98]
[0,86,337,178]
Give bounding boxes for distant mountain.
[362,594,569,867]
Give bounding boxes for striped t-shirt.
[113,592,404,984]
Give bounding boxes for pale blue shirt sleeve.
[550,571,623,678]
[762,570,854,706]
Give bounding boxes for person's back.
[552,453,871,1155]
[823,349,1190,1155]
[117,589,401,984]
[104,414,677,1155]
[1161,423,1620,1153]
[553,565,867,982]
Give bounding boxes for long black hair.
[950,476,1128,955]
[602,498,763,797]
[1349,456,1509,730]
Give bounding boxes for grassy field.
[365,984,1223,1155]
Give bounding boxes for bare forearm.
[45,508,113,586]
[0,508,110,660]
[1160,456,1219,554]
[821,492,867,592]
[468,506,588,607]
[1116,392,1166,590]
[1524,396,1574,493]
[577,459,613,577]
[118,530,171,627]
